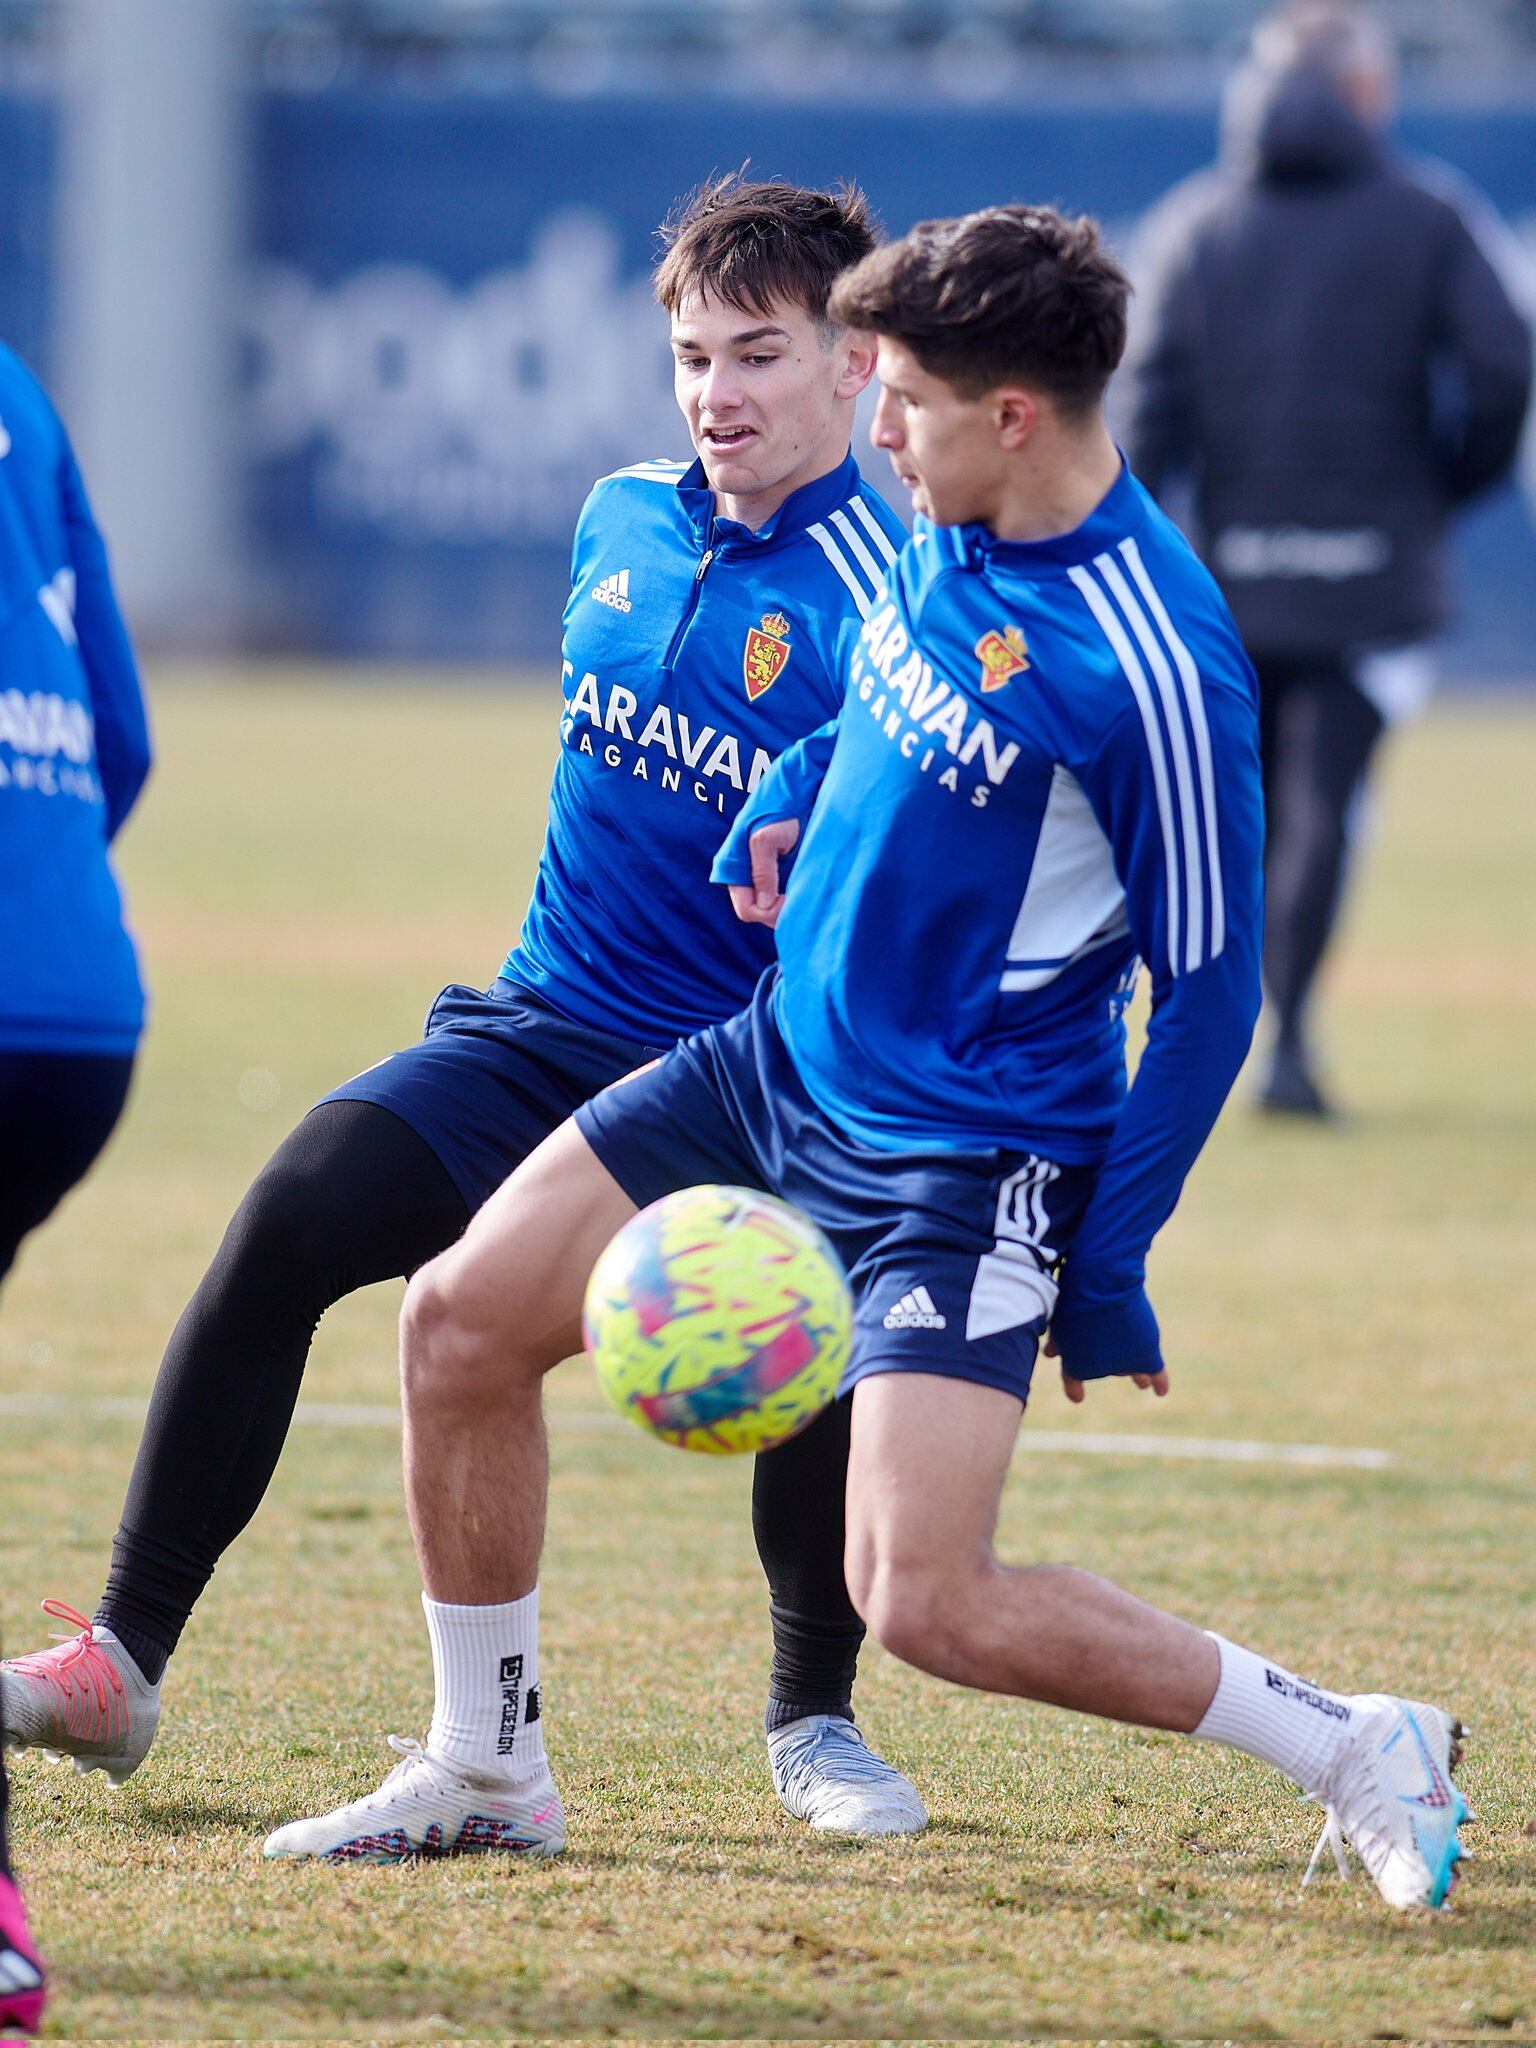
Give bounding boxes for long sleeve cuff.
[1048,1282,1163,1381]
[711,807,797,888]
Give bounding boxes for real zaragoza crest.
[744,612,791,700]
[975,624,1029,692]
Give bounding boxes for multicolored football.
[582,1185,851,1454]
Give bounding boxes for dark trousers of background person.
[1254,654,1387,1112]
[0,1050,137,1879]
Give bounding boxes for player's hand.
[1044,1334,1170,1404]
[727,818,800,928]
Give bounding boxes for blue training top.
[0,346,150,1056]
[504,452,906,1044]
[714,459,1264,1378]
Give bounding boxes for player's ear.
[994,387,1038,452]
[833,326,879,402]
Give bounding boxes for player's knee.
[851,1553,975,1682]
[219,1116,375,1305]
[843,1527,878,1627]
[400,1256,509,1417]
[226,1155,311,1262]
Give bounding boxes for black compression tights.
[97,1100,864,1720]
[98,1102,468,1674]
[755,1397,863,1729]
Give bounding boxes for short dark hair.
[828,204,1130,414]
[655,175,880,333]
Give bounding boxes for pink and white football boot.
[1,1601,160,1784]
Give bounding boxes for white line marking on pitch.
[0,1394,1391,1470]
[1022,1428,1390,1470]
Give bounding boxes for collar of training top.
[961,453,1147,574]
[672,450,862,550]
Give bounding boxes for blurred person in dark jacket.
[1122,0,1532,1118]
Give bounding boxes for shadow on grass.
[132,1792,273,1835]
[64,1958,1036,2041]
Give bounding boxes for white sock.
[1193,1634,1358,1794]
[423,1588,546,1781]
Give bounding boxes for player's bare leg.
[843,1372,1468,1908]
[844,1373,1219,1724]
[400,1118,635,1604]
[264,1120,632,1863]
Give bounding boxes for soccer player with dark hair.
[276,202,1469,1911]
[0,342,151,2036]
[3,177,927,1844]
[1123,0,1532,1117]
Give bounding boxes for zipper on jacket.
[662,533,715,673]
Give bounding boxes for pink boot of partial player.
[0,1868,46,2038]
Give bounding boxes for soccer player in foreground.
[272,204,1470,1909]
[3,179,926,1846]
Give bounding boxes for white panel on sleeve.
[999,764,1128,993]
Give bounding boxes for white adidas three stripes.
[806,498,899,617]
[1068,538,1226,980]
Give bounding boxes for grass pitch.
[3,670,1534,2042]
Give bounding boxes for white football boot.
[263,1735,567,1864]
[768,1715,927,1835]
[0,1602,161,1784]
[1303,1694,1470,1910]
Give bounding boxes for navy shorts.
[325,978,666,1214]
[575,973,1098,1406]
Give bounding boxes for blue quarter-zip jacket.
[504,452,906,1044]
[0,346,150,1056]
[714,462,1264,1379]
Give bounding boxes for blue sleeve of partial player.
[710,714,840,888]
[62,442,150,840]
[1048,674,1264,1380]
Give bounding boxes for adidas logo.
[591,568,632,613]
[882,1285,946,1331]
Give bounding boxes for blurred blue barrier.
[244,95,1240,662]
[0,90,53,392]
[243,91,1536,675]
[8,84,1536,673]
